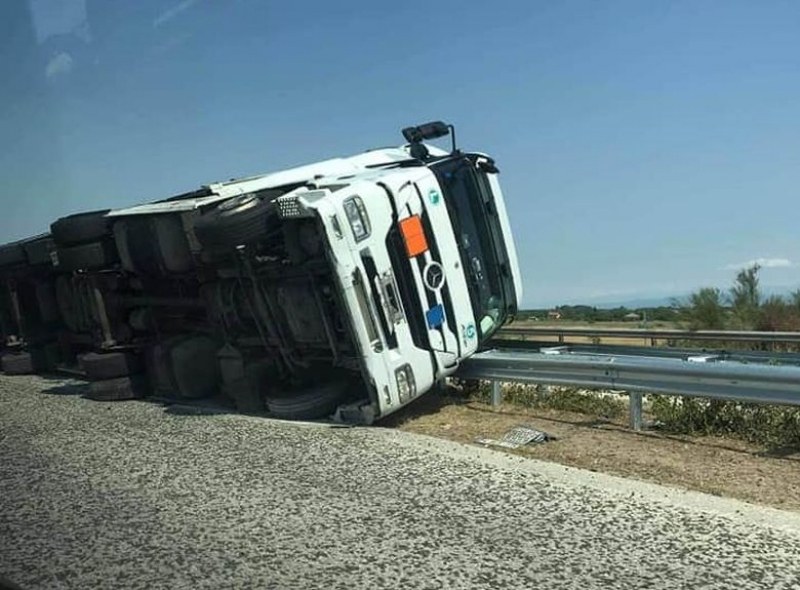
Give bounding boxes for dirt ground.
[384,388,800,512]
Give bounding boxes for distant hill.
[528,294,685,310]
[587,296,683,309]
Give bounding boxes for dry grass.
[383,386,800,511]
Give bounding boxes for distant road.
[2,375,800,589]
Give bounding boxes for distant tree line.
[681,264,800,331]
[523,265,800,331]
[522,305,678,323]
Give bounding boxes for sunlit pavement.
[2,375,799,590]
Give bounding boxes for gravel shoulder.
[385,389,800,512]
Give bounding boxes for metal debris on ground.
[474,424,557,449]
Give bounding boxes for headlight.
[395,364,416,403]
[343,196,370,242]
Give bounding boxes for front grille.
[418,211,458,340]
[386,227,427,350]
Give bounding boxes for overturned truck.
[0,122,522,423]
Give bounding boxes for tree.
[757,295,800,331]
[730,264,761,329]
[791,290,800,312]
[684,287,726,330]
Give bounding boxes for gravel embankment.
[2,375,800,589]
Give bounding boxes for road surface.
[1,375,799,589]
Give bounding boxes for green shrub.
[650,395,800,448]
[467,381,625,418]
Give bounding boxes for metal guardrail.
[488,339,800,366]
[497,326,800,344]
[456,345,800,431]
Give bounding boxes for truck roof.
[106,145,446,218]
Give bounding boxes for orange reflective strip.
[399,215,428,257]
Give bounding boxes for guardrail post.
[491,381,502,408]
[629,392,643,431]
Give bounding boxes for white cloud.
[45,52,74,78]
[725,257,793,270]
[153,0,200,28]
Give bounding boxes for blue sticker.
[428,188,441,205]
[426,305,445,329]
[465,323,476,339]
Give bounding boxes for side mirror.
[401,121,457,159]
[402,121,450,143]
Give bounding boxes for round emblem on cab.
[423,261,445,291]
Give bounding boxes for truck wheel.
[144,335,220,399]
[265,381,348,421]
[22,236,55,266]
[2,352,35,374]
[153,215,194,273]
[193,194,273,251]
[0,345,51,375]
[51,210,111,246]
[223,359,275,413]
[87,375,148,401]
[2,348,55,374]
[56,239,119,271]
[113,215,194,276]
[81,351,142,381]
[0,243,26,268]
[170,335,220,398]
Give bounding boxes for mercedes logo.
[423,261,445,291]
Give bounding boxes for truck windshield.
[431,158,507,340]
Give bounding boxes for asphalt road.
[2,375,800,590]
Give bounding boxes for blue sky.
[2,0,799,307]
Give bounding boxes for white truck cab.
[290,153,522,419]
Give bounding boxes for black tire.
[144,338,179,396]
[87,374,149,401]
[144,335,220,399]
[51,210,111,246]
[265,381,348,420]
[153,215,194,273]
[81,351,142,380]
[170,336,220,399]
[223,360,275,413]
[113,215,193,276]
[23,235,55,266]
[2,351,35,374]
[56,239,119,271]
[0,243,26,268]
[193,194,273,251]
